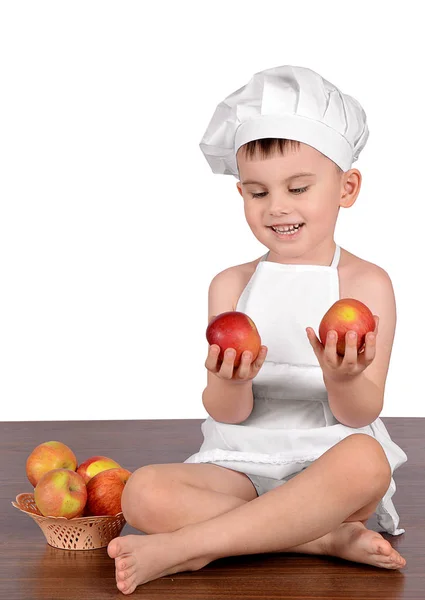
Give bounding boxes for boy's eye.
[251,187,308,199]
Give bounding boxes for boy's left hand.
[306,316,379,382]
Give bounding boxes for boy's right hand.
[205,343,268,383]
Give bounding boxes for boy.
[107,65,407,594]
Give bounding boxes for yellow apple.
[34,469,87,518]
[76,455,121,484]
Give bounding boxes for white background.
[1,1,423,421]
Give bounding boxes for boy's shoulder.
[340,247,392,282]
[339,247,394,302]
[209,256,265,312]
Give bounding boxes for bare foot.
[107,532,210,595]
[323,521,407,570]
[107,521,406,594]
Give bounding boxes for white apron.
[185,244,408,535]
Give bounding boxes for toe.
[108,534,137,559]
[373,538,407,568]
[117,579,129,594]
[383,552,405,569]
[107,538,121,559]
[394,553,406,567]
[117,566,136,582]
[375,540,392,557]
[117,575,137,595]
[117,555,136,572]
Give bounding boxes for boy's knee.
[344,433,392,490]
[121,465,162,528]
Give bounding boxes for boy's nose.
[268,196,295,215]
[269,203,294,216]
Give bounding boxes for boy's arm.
[324,266,397,428]
[203,375,254,424]
[202,268,254,424]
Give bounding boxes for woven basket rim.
[12,492,124,521]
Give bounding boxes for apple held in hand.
[26,441,78,487]
[76,455,121,484]
[34,468,87,518]
[319,298,375,357]
[85,467,132,516]
[206,311,261,368]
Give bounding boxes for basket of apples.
[12,441,132,550]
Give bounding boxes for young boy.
[107,65,408,594]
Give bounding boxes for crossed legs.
[108,433,406,594]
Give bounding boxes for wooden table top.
[1,417,423,599]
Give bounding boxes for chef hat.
[199,65,369,178]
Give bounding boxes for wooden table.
[1,418,423,599]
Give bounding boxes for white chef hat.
[199,65,369,178]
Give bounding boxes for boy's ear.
[339,169,361,209]
[236,182,243,196]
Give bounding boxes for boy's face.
[236,142,355,259]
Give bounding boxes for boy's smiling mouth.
[268,223,305,236]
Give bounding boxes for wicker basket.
[12,493,126,550]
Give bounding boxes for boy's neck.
[266,240,337,266]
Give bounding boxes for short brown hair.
[238,138,343,176]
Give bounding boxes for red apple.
[34,468,87,518]
[76,455,121,484]
[85,467,132,516]
[206,311,261,368]
[319,298,375,356]
[26,441,78,488]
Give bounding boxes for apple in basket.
[34,469,87,518]
[206,311,261,368]
[76,455,121,484]
[319,298,375,357]
[26,441,78,487]
[85,468,132,516]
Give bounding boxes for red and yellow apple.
[319,298,375,356]
[26,441,78,487]
[85,467,132,516]
[34,468,87,518]
[206,311,261,368]
[76,455,121,484]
